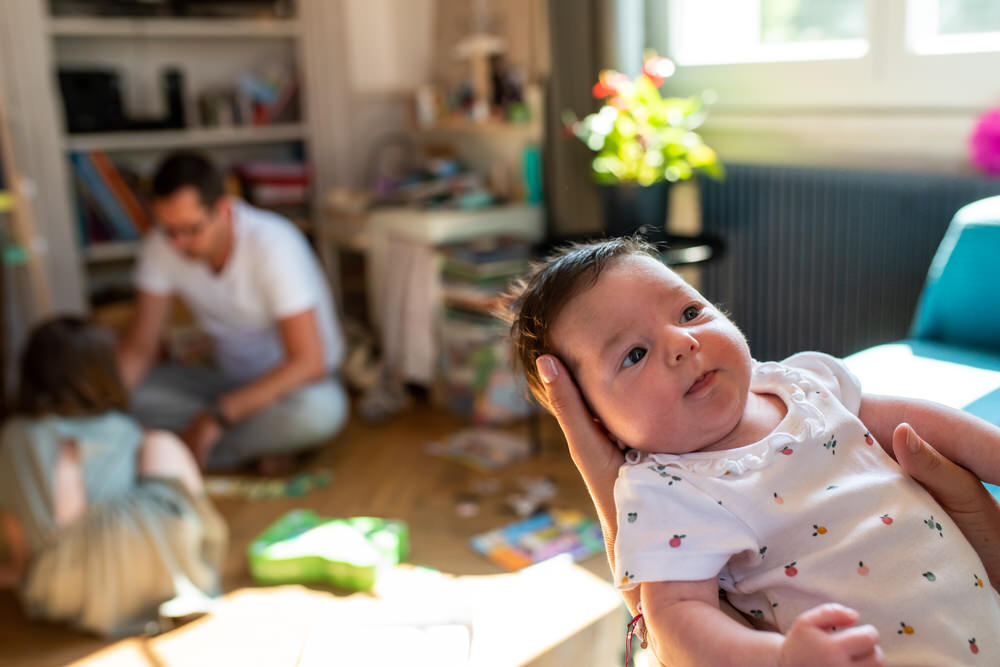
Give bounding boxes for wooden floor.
[0,402,625,666]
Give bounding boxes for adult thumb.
[892,422,982,511]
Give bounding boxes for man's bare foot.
[256,454,300,476]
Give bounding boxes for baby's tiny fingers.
[834,624,880,661]
[851,643,884,667]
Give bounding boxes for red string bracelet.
[625,609,647,666]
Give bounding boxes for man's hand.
[181,412,223,471]
[780,604,882,667]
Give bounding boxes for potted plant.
[564,52,723,239]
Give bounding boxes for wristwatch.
[208,402,233,429]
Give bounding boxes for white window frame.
[647,0,1000,169]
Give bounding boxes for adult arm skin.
[859,394,1000,484]
[213,308,327,423]
[116,289,172,390]
[182,308,327,467]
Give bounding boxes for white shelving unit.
[43,4,316,297]
[81,240,140,264]
[0,0,354,314]
[48,16,301,38]
[62,123,308,153]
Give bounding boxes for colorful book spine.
[89,150,150,234]
[69,152,139,241]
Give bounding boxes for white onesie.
[614,352,1000,665]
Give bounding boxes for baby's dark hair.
[498,236,660,412]
[16,315,128,418]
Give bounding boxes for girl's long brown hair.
[16,316,128,418]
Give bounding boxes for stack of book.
[235,160,311,209]
[440,236,531,316]
[437,237,536,423]
[70,151,150,246]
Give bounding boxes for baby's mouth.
[686,370,716,396]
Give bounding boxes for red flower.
[593,70,631,99]
[643,56,676,88]
[592,81,613,99]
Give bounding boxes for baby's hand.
[779,603,882,667]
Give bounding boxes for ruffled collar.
[623,360,827,477]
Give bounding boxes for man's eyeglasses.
[160,217,211,241]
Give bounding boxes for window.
[908,0,1000,54]
[652,0,1000,110]
[669,0,867,65]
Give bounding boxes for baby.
[502,237,1000,665]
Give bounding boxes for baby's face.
[551,254,753,454]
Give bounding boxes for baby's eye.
[622,347,647,368]
[681,305,702,322]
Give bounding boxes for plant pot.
[599,181,670,241]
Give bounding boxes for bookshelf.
[47,16,302,39]
[0,1,356,314]
[62,123,309,153]
[81,240,140,264]
[37,1,321,300]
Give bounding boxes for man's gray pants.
[130,364,348,470]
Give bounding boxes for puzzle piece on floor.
[470,509,604,571]
[248,509,409,592]
[205,469,332,500]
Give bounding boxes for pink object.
[970,108,1000,176]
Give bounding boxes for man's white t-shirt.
[136,199,344,382]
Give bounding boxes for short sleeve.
[781,351,862,415]
[255,227,320,320]
[613,464,759,590]
[134,232,174,295]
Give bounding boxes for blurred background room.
[1,1,999,665]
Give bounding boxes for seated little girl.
[502,238,1000,665]
[0,316,227,636]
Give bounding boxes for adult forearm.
[861,394,1000,483]
[116,343,154,390]
[218,357,325,423]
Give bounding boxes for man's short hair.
[152,150,225,208]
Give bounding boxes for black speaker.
[58,69,127,134]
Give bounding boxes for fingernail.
[536,356,558,384]
[906,426,921,454]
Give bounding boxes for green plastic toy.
[247,509,409,592]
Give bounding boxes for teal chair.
[845,194,1000,498]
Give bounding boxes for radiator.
[698,164,1000,362]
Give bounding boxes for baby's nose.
[666,331,699,365]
